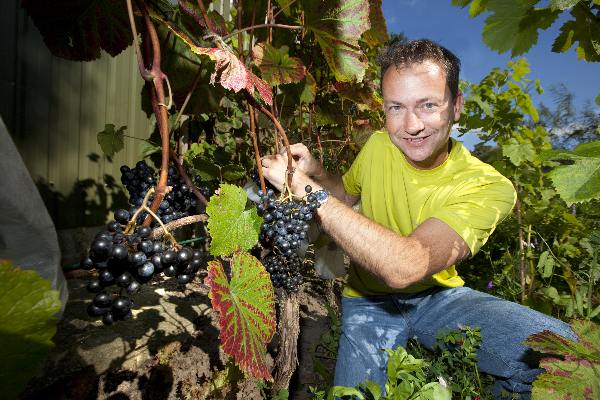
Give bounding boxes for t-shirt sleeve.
[341,135,373,197]
[431,177,517,256]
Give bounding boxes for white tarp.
[0,116,68,314]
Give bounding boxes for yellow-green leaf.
[206,184,262,256]
[0,261,62,399]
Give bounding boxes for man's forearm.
[311,171,356,207]
[315,196,429,289]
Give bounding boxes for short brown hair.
[377,39,461,101]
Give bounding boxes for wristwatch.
[313,190,330,207]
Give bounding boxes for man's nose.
[404,110,425,135]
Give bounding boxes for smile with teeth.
[405,135,430,143]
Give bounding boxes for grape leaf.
[97,124,126,158]
[540,142,600,205]
[155,20,273,105]
[526,320,600,399]
[206,184,262,256]
[300,72,317,104]
[252,43,306,85]
[502,138,536,166]
[362,0,389,46]
[552,4,600,62]
[334,81,382,111]
[482,0,560,57]
[303,0,370,82]
[550,0,583,10]
[205,252,276,380]
[274,0,295,16]
[21,0,132,61]
[547,156,600,205]
[0,261,62,399]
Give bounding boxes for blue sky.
[381,0,599,147]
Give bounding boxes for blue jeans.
[333,286,576,399]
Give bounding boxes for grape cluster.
[120,160,212,225]
[82,211,206,325]
[257,185,321,292]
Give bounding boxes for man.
[260,39,575,398]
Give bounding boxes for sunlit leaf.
[550,0,583,10]
[0,261,62,399]
[362,0,389,46]
[547,156,600,205]
[482,0,560,57]
[97,124,126,158]
[252,43,306,85]
[206,184,262,256]
[303,0,370,82]
[502,138,536,166]
[552,3,600,61]
[205,252,275,380]
[21,0,132,61]
[155,20,273,105]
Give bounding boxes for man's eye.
[423,102,436,109]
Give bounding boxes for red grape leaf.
[205,252,276,380]
[21,0,132,61]
[252,43,306,85]
[526,320,600,399]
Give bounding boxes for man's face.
[382,60,462,170]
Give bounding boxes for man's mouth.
[405,135,430,143]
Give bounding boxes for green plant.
[324,345,451,400]
[408,327,494,400]
[0,260,62,399]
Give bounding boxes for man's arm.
[315,195,470,289]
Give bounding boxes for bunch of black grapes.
[257,185,321,292]
[81,211,206,325]
[120,160,212,225]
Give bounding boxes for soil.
[22,271,343,400]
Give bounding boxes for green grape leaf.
[527,320,600,399]
[304,0,370,82]
[502,138,536,166]
[97,124,126,158]
[274,0,295,16]
[540,142,600,205]
[482,0,560,57]
[300,72,317,104]
[252,43,306,85]
[21,0,132,61]
[204,252,276,380]
[362,0,389,46]
[536,251,555,278]
[0,261,62,399]
[550,0,583,10]
[552,4,600,62]
[222,164,246,182]
[206,184,262,256]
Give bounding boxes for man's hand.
[261,152,321,197]
[285,143,324,177]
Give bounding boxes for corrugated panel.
[7,5,154,229]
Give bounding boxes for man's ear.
[453,92,464,122]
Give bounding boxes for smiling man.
[260,39,575,398]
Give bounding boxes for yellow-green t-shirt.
[341,130,516,297]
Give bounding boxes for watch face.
[315,190,329,204]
